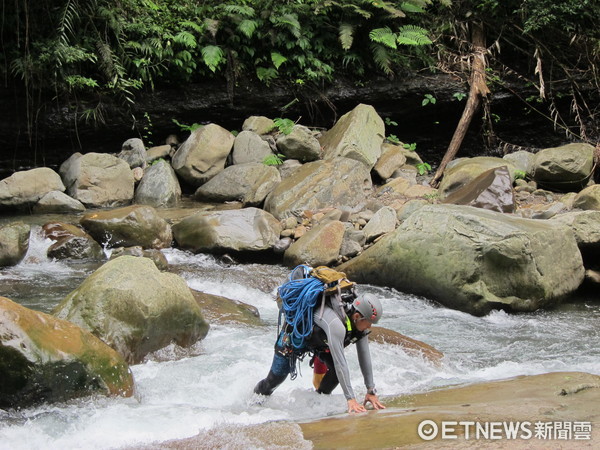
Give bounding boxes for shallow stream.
[1,227,599,449]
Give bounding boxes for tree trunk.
[430,21,490,188]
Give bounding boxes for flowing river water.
[1,225,599,449]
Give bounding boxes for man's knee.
[254,370,287,395]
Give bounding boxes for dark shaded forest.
[1,0,598,173]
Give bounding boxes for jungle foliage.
[2,0,599,141]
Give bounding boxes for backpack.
[276,264,357,378]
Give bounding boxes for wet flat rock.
[299,371,600,448]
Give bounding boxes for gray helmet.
[352,294,383,324]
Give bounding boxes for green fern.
[201,45,224,72]
[397,25,432,46]
[339,23,355,50]
[173,31,197,49]
[371,44,394,75]
[217,4,255,17]
[369,27,397,49]
[181,20,204,34]
[272,13,301,39]
[238,19,258,38]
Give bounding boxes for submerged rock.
[0,296,134,408]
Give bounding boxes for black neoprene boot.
[254,370,287,395]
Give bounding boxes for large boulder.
[319,104,384,168]
[531,142,596,191]
[339,204,585,316]
[0,167,65,209]
[59,152,135,207]
[442,166,516,213]
[0,222,30,267]
[172,207,281,253]
[276,125,321,162]
[0,296,133,408]
[194,163,281,206]
[171,123,235,186]
[283,220,345,267]
[134,160,182,207]
[53,256,209,364]
[231,131,273,165]
[264,157,372,220]
[572,184,600,211]
[438,157,517,199]
[80,205,172,249]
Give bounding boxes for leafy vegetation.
[272,118,296,135]
[263,153,286,166]
[2,0,598,146]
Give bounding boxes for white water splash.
[1,250,599,449]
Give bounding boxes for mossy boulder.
[53,256,209,364]
[340,204,585,316]
[0,296,133,408]
[0,222,30,267]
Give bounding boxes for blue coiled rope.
[278,276,324,350]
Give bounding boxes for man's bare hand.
[347,398,367,413]
[364,393,385,410]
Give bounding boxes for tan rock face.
[300,372,600,448]
[59,152,135,207]
[171,123,235,186]
[264,157,372,220]
[319,103,385,168]
[0,296,134,407]
[284,220,345,267]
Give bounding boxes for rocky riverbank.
[1,102,599,418]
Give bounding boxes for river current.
[0,227,599,449]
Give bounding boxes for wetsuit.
[254,304,376,400]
